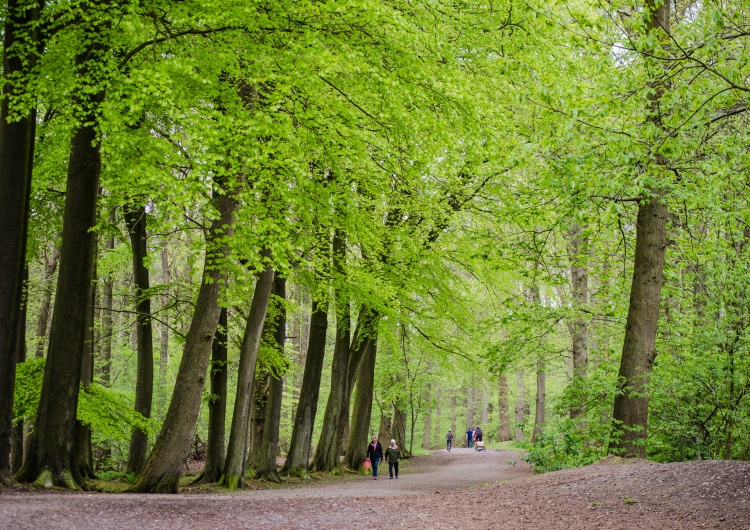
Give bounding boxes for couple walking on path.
[366,436,401,480]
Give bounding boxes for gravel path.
[0,448,530,529]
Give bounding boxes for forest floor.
[1,447,749,529]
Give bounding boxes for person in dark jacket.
[385,439,401,479]
[366,435,384,479]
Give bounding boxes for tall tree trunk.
[15,37,105,488]
[609,0,670,460]
[532,355,546,443]
[497,372,511,441]
[450,395,456,439]
[338,306,378,458]
[345,335,378,470]
[157,243,170,416]
[312,231,350,473]
[482,389,489,425]
[128,181,238,494]
[281,301,328,478]
[0,0,41,485]
[220,254,274,489]
[97,226,115,383]
[393,402,407,452]
[567,224,589,421]
[247,371,269,471]
[11,267,28,473]
[465,387,474,432]
[422,385,431,450]
[73,267,96,481]
[34,243,60,358]
[255,276,286,482]
[192,307,227,484]
[514,370,525,441]
[433,387,442,446]
[125,204,154,475]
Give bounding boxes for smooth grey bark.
[514,370,525,441]
[422,385,431,449]
[220,254,275,489]
[191,307,227,485]
[157,243,170,416]
[97,223,115,384]
[344,335,377,470]
[281,301,328,478]
[497,372,511,441]
[125,204,154,475]
[0,0,41,485]
[532,355,546,443]
[73,267,96,481]
[566,224,589,421]
[255,276,286,482]
[128,181,237,493]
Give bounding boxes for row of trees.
[2,0,749,492]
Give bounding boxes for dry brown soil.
[1,448,749,529]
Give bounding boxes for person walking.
[445,430,454,451]
[385,439,401,479]
[466,427,474,448]
[366,435,384,479]
[474,426,483,442]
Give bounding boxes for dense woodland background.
[1,0,749,492]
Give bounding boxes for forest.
[1,0,749,494]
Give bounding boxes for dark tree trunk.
[191,306,228,484]
[312,231,350,473]
[281,301,328,478]
[35,243,60,358]
[128,181,237,494]
[609,194,668,457]
[497,372,511,441]
[339,306,378,458]
[255,276,286,482]
[422,385,431,450]
[609,0,670,460]
[345,335,378,470]
[10,267,28,473]
[72,250,97,481]
[0,0,41,485]
[15,37,105,488]
[124,204,154,475]
[219,254,274,489]
[247,371,269,471]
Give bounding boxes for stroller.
[474,440,486,452]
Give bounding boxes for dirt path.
[2,451,750,529]
[0,448,528,529]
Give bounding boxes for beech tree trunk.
[281,301,328,478]
[128,181,237,493]
[220,254,275,489]
[532,355,546,443]
[192,307,227,484]
[609,1,670,460]
[10,267,28,473]
[422,385,431,450]
[514,370,525,441]
[0,0,40,485]
[157,243,170,416]
[125,204,154,475]
[98,226,115,384]
[567,224,589,421]
[311,231,350,473]
[34,243,60,358]
[497,372,511,441]
[345,335,377,470]
[255,276,286,482]
[15,33,106,488]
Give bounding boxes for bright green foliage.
[524,423,601,474]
